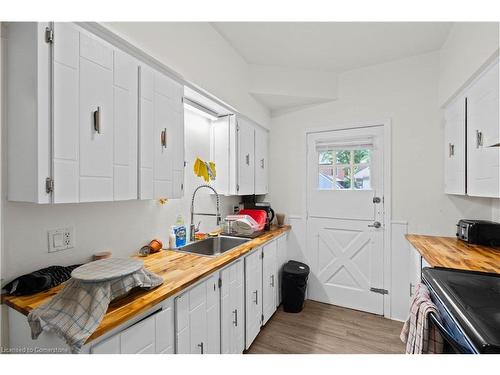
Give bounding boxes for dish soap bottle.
[173,215,186,247]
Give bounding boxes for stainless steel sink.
[175,236,250,257]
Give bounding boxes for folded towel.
[28,268,163,353]
[400,283,443,354]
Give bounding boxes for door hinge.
[45,177,54,194]
[370,287,389,295]
[261,252,264,259]
[218,278,222,288]
[261,314,264,323]
[236,184,240,192]
[45,27,54,44]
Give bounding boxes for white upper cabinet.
[211,115,268,196]
[444,95,466,195]
[443,58,499,198]
[7,22,184,203]
[254,126,269,195]
[139,66,184,200]
[466,59,499,198]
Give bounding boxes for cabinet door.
[262,240,277,324]
[205,274,220,354]
[254,126,269,195]
[153,91,173,198]
[175,276,220,354]
[245,249,263,349]
[220,259,245,354]
[79,34,114,202]
[466,60,500,197]
[113,50,138,200]
[138,66,154,200]
[52,22,80,203]
[237,118,255,195]
[155,300,175,354]
[276,235,288,307]
[120,314,156,354]
[444,96,466,195]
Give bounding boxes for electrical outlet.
[48,227,75,253]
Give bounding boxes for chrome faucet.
[190,184,221,242]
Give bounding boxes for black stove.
[422,267,500,353]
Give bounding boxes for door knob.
[368,221,381,228]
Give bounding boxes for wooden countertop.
[2,225,290,343]
[406,234,500,274]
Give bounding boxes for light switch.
[53,232,64,247]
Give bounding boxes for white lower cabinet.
[276,234,288,307]
[175,274,220,354]
[245,248,263,350]
[262,241,277,325]
[220,259,245,354]
[91,298,174,354]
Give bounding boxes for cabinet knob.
[197,342,204,354]
[245,154,250,166]
[448,143,455,157]
[233,309,238,327]
[253,290,258,305]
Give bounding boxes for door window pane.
[319,151,333,165]
[335,150,351,165]
[335,167,351,189]
[354,149,370,164]
[353,165,371,189]
[318,166,335,189]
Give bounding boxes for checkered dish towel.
[27,268,163,353]
[400,283,443,354]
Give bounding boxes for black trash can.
[282,260,310,313]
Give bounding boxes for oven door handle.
[428,312,471,354]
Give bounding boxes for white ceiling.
[211,22,452,72]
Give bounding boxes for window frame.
[317,149,371,191]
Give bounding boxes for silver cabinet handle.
[260,158,265,169]
[93,106,101,134]
[448,143,455,157]
[197,342,204,354]
[271,274,275,287]
[245,154,250,166]
[368,221,381,228]
[253,290,258,304]
[161,128,167,148]
[476,130,483,148]
[233,309,238,327]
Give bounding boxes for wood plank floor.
[247,300,405,354]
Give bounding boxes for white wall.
[439,22,499,106]
[102,22,270,128]
[1,109,238,282]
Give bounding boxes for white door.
[306,125,385,315]
[466,59,499,198]
[245,249,262,349]
[113,50,138,201]
[138,65,154,199]
[237,117,255,195]
[155,301,175,354]
[220,260,245,354]
[254,126,268,194]
[175,275,220,354]
[52,22,80,203]
[444,95,466,195]
[79,33,114,202]
[262,240,277,324]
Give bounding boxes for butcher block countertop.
[2,225,290,343]
[406,234,500,274]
